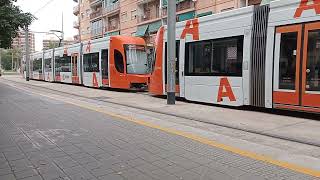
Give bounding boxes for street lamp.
[49,30,64,47]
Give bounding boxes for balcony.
[105,23,119,32]
[91,27,103,38]
[137,13,160,24]
[90,9,102,20]
[73,21,80,28]
[73,5,79,15]
[104,1,120,15]
[89,0,102,7]
[162,0,195,16]
[137,0,156,5]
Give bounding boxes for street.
[0,77,319,180]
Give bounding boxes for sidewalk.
[3,76,320,147]
[2,78,319,180]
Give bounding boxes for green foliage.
[48,41,59,49]
[0,48,21,71]
[0,50,13,70]
[0,0,36,48]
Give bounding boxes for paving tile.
[14,168,38,180]
[59,145,82,155]
[135,163,159,174]
[75,156,97,165]
[10,159,34,172]
[19,175,43,180]
[98,173,124,180]
[207,161,246,178]
[152,159,174,168]
[4,152,25,161]
[167,155,200,170]
[0,167,13,176]
[0,173,16,180]
[237,173,268,180]
[67,171,96,180]
[150,169,180,180]
[110,162,131,172]
[125,158,147,167]
[90,166,114,178]
[161,163,186,174]
[176,170,201,180]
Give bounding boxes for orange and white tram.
[29,35,150,90]
[149,0,320,113]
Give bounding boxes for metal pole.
[167,0,176,105]
[60,12,64,47]
[12,49,14,70]
[25,27,30,81]
[0,48,2,75]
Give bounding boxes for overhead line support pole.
[25,27,30,81]
[167,0,176,105]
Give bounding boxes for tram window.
[278,32,297,90]
[33,58,42,72]
[45,58,52,72]
[306,30,320,91]
[114,50,124,73]
[212,38,243,76]
[61,55,71,72]
[101,49,108,79]
[55,56,61,73]
[83,53,99,72]
[185,36,243,76]
[38,58,43,73]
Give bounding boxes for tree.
[48,41,59,49]
[0,0,36,48]
[0,49,13,70]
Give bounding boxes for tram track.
[3,78,320,149]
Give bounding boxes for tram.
[149,0,320,113]
[29,36,150,90]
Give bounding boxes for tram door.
[72,53,79,84]
[101,49,109,86]
[273,22,320,109]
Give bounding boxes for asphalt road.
[0,82,318,180]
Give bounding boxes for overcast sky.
[15,0,78,51]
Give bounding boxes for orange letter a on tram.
[93,72,98,88]
[180,19,199,40]
[217,78,236,102]
[294,0,320,18]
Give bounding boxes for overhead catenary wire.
[33,0,58,15]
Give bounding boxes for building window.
[221,7,234,12]
[114,50,124,73]
[86,9,90,17]
[185,36,243,76]
[131,10,137,20]
[83,52,99,72]
[121,12,127,22]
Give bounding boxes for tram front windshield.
[125,44,149,74]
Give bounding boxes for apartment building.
[73,0,261,44]
[11,30,35,54]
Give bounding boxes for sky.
[15,0,79,51]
